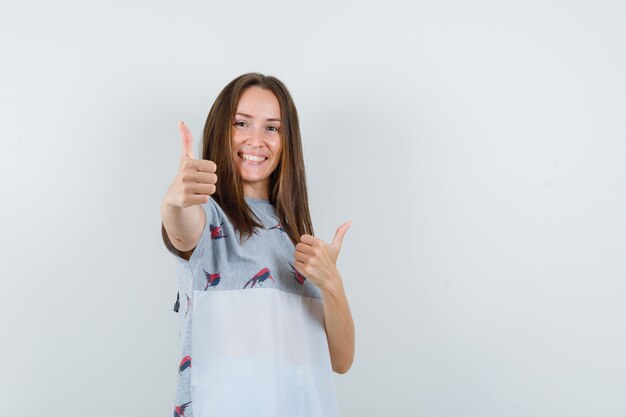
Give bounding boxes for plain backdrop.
[1,0,625,416]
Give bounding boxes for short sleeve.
[161,199,217,264]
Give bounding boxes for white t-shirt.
[162,196,340,417]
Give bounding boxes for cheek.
[272,147,282,167]
[230,130,242,146]
[272,137,282,155]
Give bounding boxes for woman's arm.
[321,274,355,374]
[161,201,205,252]
[293,222,355,374]
[161,121,217,253]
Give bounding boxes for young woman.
[160,73,355,417]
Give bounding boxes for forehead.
[235,86,281,119]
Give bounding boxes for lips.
[238,152,269,162]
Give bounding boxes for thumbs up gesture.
[163,121,218,208]
[293,221,352,291]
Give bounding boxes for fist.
[293,221,352,291]
[163,121,218,208]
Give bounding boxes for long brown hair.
[202,72,314,246]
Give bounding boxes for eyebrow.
[235,112,281,123]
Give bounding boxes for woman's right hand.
[163,121,218,208]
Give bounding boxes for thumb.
[330,221,352,252]
[178,121,195,160]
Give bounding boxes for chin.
[242,175,271,184]
[238,167,277,182]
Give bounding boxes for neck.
[243,182,270,201]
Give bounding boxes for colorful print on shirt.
[173,401,191,417]
[243,267,275,288]
[289,262,306,285]
[209,222,229,239]
[203,270,221,289]
[185,293,191,318]
[269,219,285,233]
[178,355,191,374]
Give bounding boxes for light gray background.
[1,1,625,416]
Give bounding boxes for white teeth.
[241,153,267,162]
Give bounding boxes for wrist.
[161,194,182,211]
[321,271,344,298]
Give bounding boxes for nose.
[245,126,265,146]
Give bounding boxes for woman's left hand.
[294,221,352,291]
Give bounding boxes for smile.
[239,152,269,164]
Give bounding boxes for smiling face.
[231,86,282,200]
